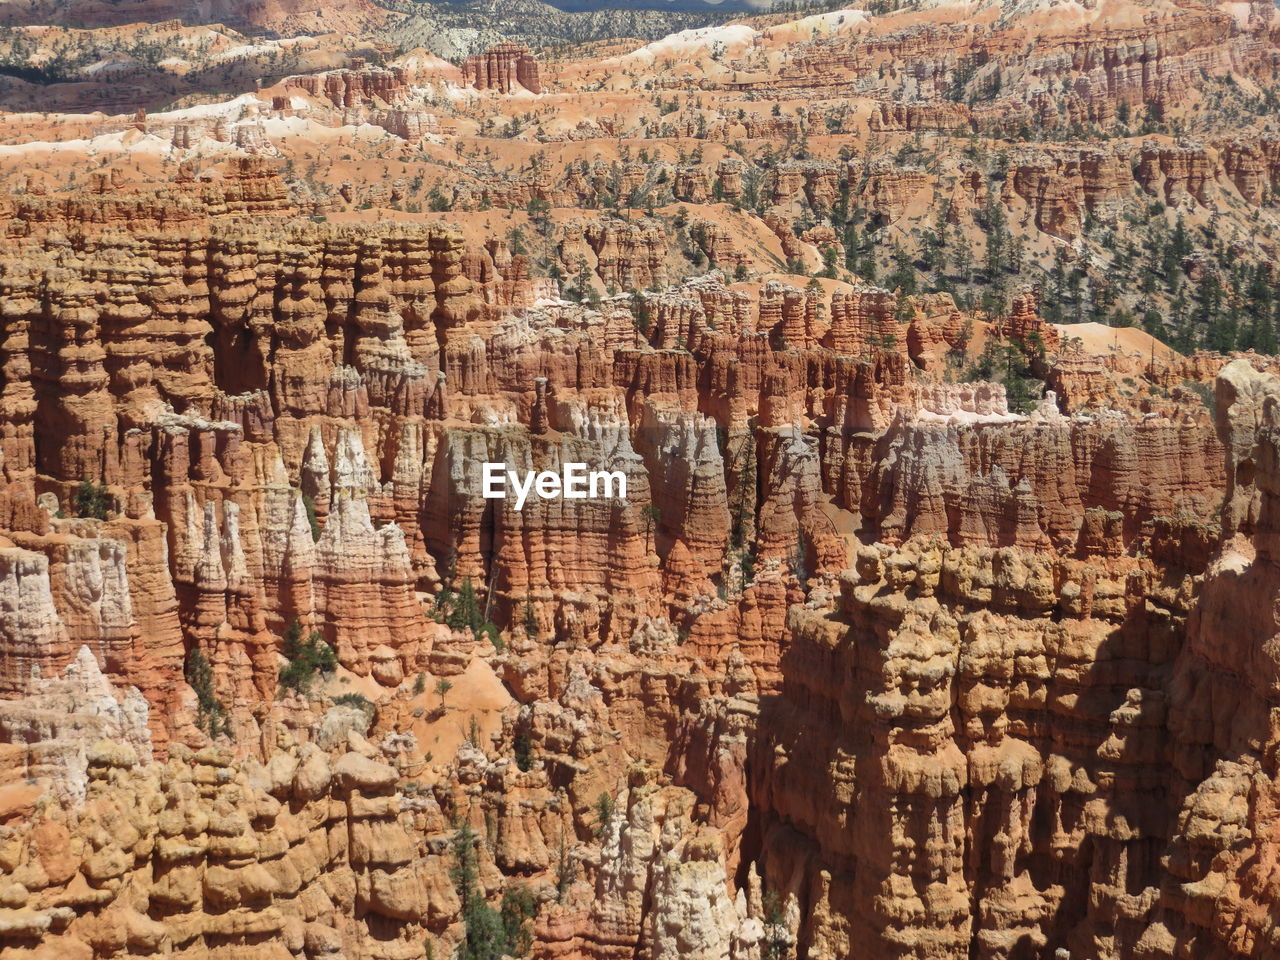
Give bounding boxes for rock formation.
[1,2,1280,958]
[463,44,542,95]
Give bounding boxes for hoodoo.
[0,1,1279,959]
[463,43,542,94]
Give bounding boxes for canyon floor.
[2,0,1280,958]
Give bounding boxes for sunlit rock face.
[2,0,1280,956]
[0,190,1254,959]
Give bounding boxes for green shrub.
[451,823,536,959]
[332,691,375,719]
[594,791,616,839]
[514,730,533,772]
[1183,379,1216,416]
[185,648,229,739]
[446,578,482,634]
[499,885,536,957]
[434,677,453,711]
[278,618,337,697]
[762,890,789,960]
[479,622,504,653]
[301,492,320,541]
[555,834,576,900]
[73,479,110,520]
[442,578,505,649]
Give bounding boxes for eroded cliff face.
[748,359,1280,960]
[0,173,1272,960]
[0,733,456,960]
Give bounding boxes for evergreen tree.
[301,491,320,541]
[514,729,533,771]
[885,246,917,295]
[451,823,535,960]
[630,290,652,336]
[951,235,973,284]
[500,886,536,956]
[73,479,110,520]
[981,197,1009,280]
[843,223,859,272]
[762,891,790,960]
[185,648,229,740]
[278,618,337,696]
[1196,273,1234,352]
[434,677,453,711]
[524,600,539,639]
[448,578,483,634]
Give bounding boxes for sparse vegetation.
[450,822,536,960]
[185,648,229,740]
[332,691,376,720]
[301,492,321,541]
[278,619,338,697]
[73,480,110,520]
[514,729,533,771]
[762,890,790,960]
[434,677,453,712]
[594,791,616,840]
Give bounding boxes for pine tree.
[434,677,453,711]
[448,578,483,635]
[885,246,917,295]
[514,729,533,771]
[791,529,809,587]
[301,491,320,541]
[762,890,790,960]
[1197,274,1234,352]
[73,479,110,520]
[843,224,859,272]
[185,648,228,739]
[981,196,1009,280]
[450,823,535,960]
[278,618,337,696]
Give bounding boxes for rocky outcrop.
[1136,141,1216,207]
[870,100,971,133]
[463,43,542,95]
[1217,135,1280,205]
[0,738,443,960]
[4,5,1280,959]
[0,646,152,803]
[5,157,291,234]
[750,531,1200,959]
[287,63,413,109]
[1004,148,1131,238]
[740,360,1280,959]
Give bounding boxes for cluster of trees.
[436,575,504,652]
[963,334,1045,414]
[0,27,97,83]
[183,617,348,741]
[185,648,230,740]
[450,823,536,960]
[72,479,111,520]
[1033,214,1280,354]
[278,618,338,696]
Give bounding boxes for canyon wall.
[748,358,1280,959]
[0,179,1270,960]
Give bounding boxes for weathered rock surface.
[1,3,1280,959]
[0,739,444,960]
[463,43,542,95]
